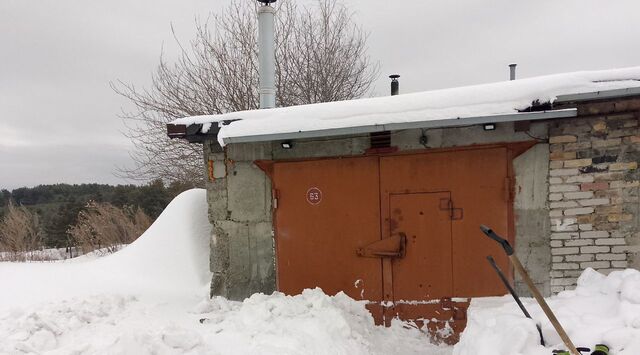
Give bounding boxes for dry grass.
[0,202,42,261]
[67,202,152,254]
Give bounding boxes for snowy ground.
[456,268,640,355]
[3,189,640,354]
[0,189,448,355]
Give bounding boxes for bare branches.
[113,0,378,186]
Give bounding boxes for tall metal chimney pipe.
[258,1,276,109]
[509,63,517,81]
[389,74,400,96]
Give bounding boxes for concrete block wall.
[204,142,276,300]
[547,99,640,293]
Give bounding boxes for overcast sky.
[2,0,640,190]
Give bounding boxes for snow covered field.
[2,189,640,354]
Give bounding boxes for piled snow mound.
[0,289,450,355]
[194,288,450,355]
[454,268,640,355]
[0,295,137,354]
[0,188,211,307]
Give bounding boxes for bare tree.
[67,202,152,255]
[0,202,42,261]
[113,0,378,186]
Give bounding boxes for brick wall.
[548,98,640,293]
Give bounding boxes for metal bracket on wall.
[439,198,463,220]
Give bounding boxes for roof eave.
[222,108,577,145]
[555,86,640,103]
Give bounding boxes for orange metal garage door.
[272,156,385,320]
[270,145,516,338]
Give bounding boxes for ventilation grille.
[370,131,391,149]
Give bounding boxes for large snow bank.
[193,289,450,355]
[0,188,212,307]
[454,268,640,355]
[171,66,640,145]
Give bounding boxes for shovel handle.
[480,225,514,255]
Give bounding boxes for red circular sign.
[306,187,322,205]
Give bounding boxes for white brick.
[551,278,577,286]
[552,247,580,255]
[551,286,566,294]
[581,246,610,253]
[553,263,579,270]
[612,245,640,253]
[550,184,580,193]
[549,217,577,228]
[564,239,592,247]
[581,231,609,238]
[550,169,580,177]
[552,256,564,262]
[550,240,563,247]
[596,254,627,261]
[564,207,595,216]
[551,232,579,240]
[599,268,623,274]
[595,238,626,246]
[581,261,610,269]
[549,177,564,184]
[563,270,584,277]
[565,254,594,262]
[551,223,579,232]
[550,201,579,209]
[550,270,564,278]
[549,209,563,217]
[564,191,594,200]
[549,193,563,201]
[612,261,629,268]
[579,224,593,231]
[550,161,564,169]
[566,175,595,183]
[578,198,610,206]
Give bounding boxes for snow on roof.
[171,67,640,146]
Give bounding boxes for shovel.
[480,225,580,355]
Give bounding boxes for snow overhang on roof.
[167,66,640,146]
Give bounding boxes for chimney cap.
[508,63,517,67]
[389,74,400,80]
[257,0,276,4]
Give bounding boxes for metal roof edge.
[222,109,577,145]
[555,86,640,103]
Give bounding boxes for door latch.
[356,233,407,258]
[439,198,463,220]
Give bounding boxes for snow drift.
[0,188,212,308]
[454,268,640,355]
